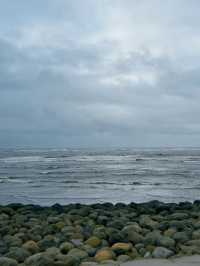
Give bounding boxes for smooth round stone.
[157,236,175,248]
[152,247,174,258]
[111,242,132,254]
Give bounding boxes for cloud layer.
[1,0,200,147]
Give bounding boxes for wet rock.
[152,247,174,258]
[0,257,18,266]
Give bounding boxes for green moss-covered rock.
[60,242,74,254]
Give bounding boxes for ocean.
[0,147,200,206]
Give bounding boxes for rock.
[85,236,101,248]
[97,216,109,225]
[111,242,132,255]
[57,255,80,266]
[139,215,158,229]
[22,240,39,254]
[100,260,119,266]
[143,231,162,246]
[55,222,65,231]
[194,220,200,229]
[45,247,61,259]
[121,226,143,244]
[192,230,200,240]
[138,247,146,256]
[6,247,31,263]
[81,263,98,266]
[60,242,74,254]
[117,254,131,262]
[93,226,107,239]
[38,235,57,251]
[95,248,115,262]
[0,257,18,266]
[180,245,200,255]
[81,244,96,257]
[126,247,139,259]
[70,239,83,247]
[169,212,189,220]
[122,223,142,234]
[4,235,22,247]
[173,232,190,244]
[144,251,152,258]
[186,240,200,247]
[24,252,54,266]
[164,228,176,237]
[157,236,175,248]
[152,247,174,258]
[67,248,88,261]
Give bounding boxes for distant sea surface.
[0,148,200,205]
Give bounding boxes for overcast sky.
[1,0,200,148]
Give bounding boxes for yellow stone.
[111,242,132,252]
[95,249,115,262]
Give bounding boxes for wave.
[0,156,44,163]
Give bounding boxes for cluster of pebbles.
[1,201,200,266]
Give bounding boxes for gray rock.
[173,231,190,244]
[117,254,131,262]
[0,257,18,266]
[24,252,54,266]
[169,212,189,220]
[121,226,143,244]
[192,230,200,240]
[67,248,88,260]
[139,215,158,229]
[152,247,174,258]
[143,231,162,246]
[157,236,175,248]
[186,240,200,247]
[6,247,31,263]
[144,251,152,258]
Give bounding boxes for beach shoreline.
[0,200,200,265]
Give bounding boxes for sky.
[1,0,200,148]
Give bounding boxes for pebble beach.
[1,200,200,265]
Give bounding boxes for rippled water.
[0,148,200,205]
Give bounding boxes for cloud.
[0,0,200,147]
